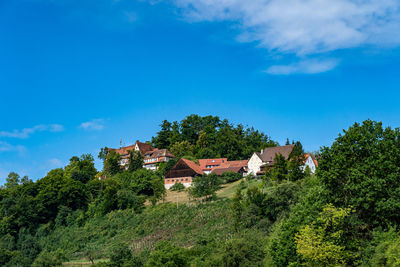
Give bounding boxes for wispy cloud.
[266,58,339,75]
[0,124,64,139]
[47,158,63,168]
[79,119,105,131]
[173,0,400,73]
[0,141,26,154]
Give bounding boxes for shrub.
[109,244,132,266]
[170,183,185,192]
[32,249,67,267]
[220,172,242,183]
[145,241,189,267]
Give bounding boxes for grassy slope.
[42,200,233,262]
[53,179,263,264]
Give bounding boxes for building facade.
[247,145,295,176]
[108,140,174,171]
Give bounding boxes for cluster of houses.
[108,141,174,171]
[108,141,318,189]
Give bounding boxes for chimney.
[120,139,122,148]
[261,149,263,154]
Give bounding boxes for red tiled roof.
[198,158,228,170]
[218,160,248,168]
[181,158,203,175]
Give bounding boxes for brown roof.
[135,141,154,154]
[145,148,174,159]
[108,145,135,156]
[109,140,153,156]
[257,145,295,163]
[212,166,244,175]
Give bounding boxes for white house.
[301,154,318,173]
[247,145,295,176]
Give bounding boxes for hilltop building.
[165,158,203,189]
[165,158,249,189]
[108,140,174,171]
[143,149,175,171]
[248,145,295,176]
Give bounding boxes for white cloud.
[0,141,26,153]
[0,124,64,139]
[79,119,105,131]
[173,0,400,73]
[266,58,339,75]
[48,158,63,168]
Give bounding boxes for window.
[171,179,174,182]
[185,178,188,181]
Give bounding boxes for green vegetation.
[152,114,277,160]
[1,116,400,266]
[169,182,185,192]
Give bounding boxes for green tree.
[3,172,29,189]
[128,150,144,173]
[103,150,121,177]
[267,154,288,182]
[170,141,194,158]
[295,204,357,266]
[189,173,222,201]
[146,241,189,267]
[64,154,97,183]
[231,188,244,231]
[152,120,172,149]
[318,120,400,227]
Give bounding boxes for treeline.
[0,154,166,266]
[151,114,277,160]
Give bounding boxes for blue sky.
[1,0,400,183]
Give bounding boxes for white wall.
[302,156,316,173]
[247,153,263,176]
[165,182,192,190]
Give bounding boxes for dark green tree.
[64,154,97,183]
[267,154,288,182]
[103,150,121,177]
[152,120,172,149]
[128,150,144,173]
[318,120,400,227]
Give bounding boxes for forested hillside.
[1,116,400,266]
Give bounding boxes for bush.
[170,183,185,192]
[32,249,67,267]
[109,244,132,266]
[145,241,189,267]
[220,172,242,183]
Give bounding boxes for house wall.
[165,176,193,189]
[247,153,263,176]
[302,156,316,173]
